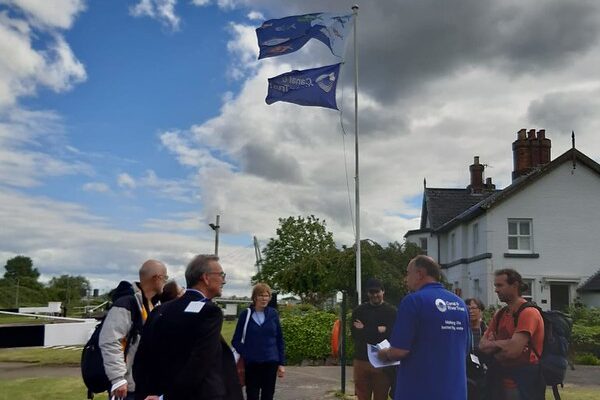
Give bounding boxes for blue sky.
[2,0,600,296]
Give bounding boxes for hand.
[277,365,285,378]
[353,319,364,329]
[377,348,389,361]
[112,383,128,399]
[144,396,161,400]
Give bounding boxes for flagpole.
[352,5,361,305]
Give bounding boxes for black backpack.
[81,281,142,399]
[496,302,573,400]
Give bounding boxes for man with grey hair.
[99,259,168,400]
[377,255,469,400]
[133,254,243,400]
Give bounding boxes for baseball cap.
[366,278,384,292]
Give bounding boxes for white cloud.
[191,0,211,6]
[0,0,86,29]
[117,173,137,190]
[83,182,110,193]
[246,11,264,21]
[0,187,255,295]
[226,22,260,80]
[130,0,180,31]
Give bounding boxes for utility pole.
[209,214,220,256]
[15,278,19,308]
[253,236,263,273]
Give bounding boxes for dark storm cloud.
[239,143,303,183]
[245,0,600,102]
[527,88,600,134]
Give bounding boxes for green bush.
[280,308,354,364]
[574,352,600,366]
[571,324,600,357]
[567,305,600,326]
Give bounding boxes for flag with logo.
[266,63,341,110]
[256,13,352,59]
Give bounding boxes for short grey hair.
[411,255,441,281]
[185,254,219,288]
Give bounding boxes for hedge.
[571,324,600,357]
[280,308,354,364]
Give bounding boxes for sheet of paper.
[184,301,206,313]
[367,341,400,368]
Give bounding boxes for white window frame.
[507,219,533,254]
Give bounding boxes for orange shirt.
[485,304,545,366]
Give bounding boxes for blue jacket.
[231,306,285,365]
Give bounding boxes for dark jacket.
[231,306,285,365]
[133,290,243,400]
[351,301,397,361]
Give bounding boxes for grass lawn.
[0,314,58,325]
[0,319,238,366]
[0,377,598,400]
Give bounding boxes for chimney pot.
[518,129,527,140]
[474,156,480,164]
[528,129,536,139]
[537,129,545,139]
[468,156,485,193]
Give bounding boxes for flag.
[256,13,353,59]
[266,63,341,110]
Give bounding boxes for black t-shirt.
[351,301,397,361]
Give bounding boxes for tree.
[3,255,40,281]
[254,215,339,305]
[47,274,91,306]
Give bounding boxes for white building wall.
[486,162,600,309]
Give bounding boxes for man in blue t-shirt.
[377,255,469,400]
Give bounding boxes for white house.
[405,129,600,311]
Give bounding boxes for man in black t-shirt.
[351,278,397,400]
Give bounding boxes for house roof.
[578,269,600,292]
[420,188,498,230]
[433,148,600,233]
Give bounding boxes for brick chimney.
[468,156,484,193]
[512,129,552,180]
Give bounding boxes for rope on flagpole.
[338,78,356,236]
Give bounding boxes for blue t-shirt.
[390,282,469,400]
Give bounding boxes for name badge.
[184,301,206,313]
[470,353,480,366]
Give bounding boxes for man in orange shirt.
[479,269,545,400]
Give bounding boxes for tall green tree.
[3,255,40,281]
[47,274,91,306]
[254,215,339,305]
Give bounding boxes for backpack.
[496,302,573,400]
[80,281,142,399]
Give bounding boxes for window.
[508,219,533,253]
[473,278,481,297]
[419,238,428,255]
[450,233,456,260]
[522,279,534,302]
[472,223,479,255]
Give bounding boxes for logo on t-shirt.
[435,298,447,312]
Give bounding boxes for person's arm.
[492,333,530,361]
[231,309,247,355]
[378,346,410,361]
[274,311,286,376]
[478,312,501,355]
[351,307,366,341]
[98,303,132,397]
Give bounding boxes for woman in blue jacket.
[232,283,285,400]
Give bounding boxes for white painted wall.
[44,320,98,346]
[580,293,600,308]
[484,162,600,309]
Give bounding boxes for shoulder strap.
[513,302,543,359]
[241,308,252,344]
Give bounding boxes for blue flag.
[266,63,341,110]
[256,13,352,59]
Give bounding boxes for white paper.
[470,353,480,366]
[367,340,400,368]
[184,301,206,313]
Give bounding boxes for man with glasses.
[351,278,397,400]
[99,259,168,400]
[133,254,243,400]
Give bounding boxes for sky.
[1,0,600,296]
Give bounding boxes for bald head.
[139,259,167,280]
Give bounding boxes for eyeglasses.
[207,271,226,279]
[155,274,169,281]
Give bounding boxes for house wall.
[485,162,600,310]
[580,293,600,308]
[405,232,438,258]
